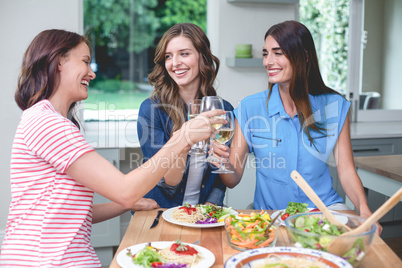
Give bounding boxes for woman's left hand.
[361,211,383,235]
[130,198,159,211]
[210,140,231,168]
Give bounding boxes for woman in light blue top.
[215,20,381,234]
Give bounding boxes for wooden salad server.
[290,170,351,231]
[327,188,402,256]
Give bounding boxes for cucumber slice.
[295,216,306,228]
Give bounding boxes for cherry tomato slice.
[281,213,289,221]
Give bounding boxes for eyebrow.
[165,48,192,54]
[262,47,281,52]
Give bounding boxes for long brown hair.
[15,29,90,128]
[148,23,220,136]
[265,20,343,145]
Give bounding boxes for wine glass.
[188,99,208,155]
[200,96,224,162]
[212,111,235,174]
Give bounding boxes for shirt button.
[201,185,205,188]
[181,189,183,193]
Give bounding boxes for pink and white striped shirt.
[0,100,100,267]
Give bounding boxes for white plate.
[271,208,348,226]
[162,206,238,228]
[117,241,215,268]
[224,246,352,268]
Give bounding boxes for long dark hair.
[15,29,90,128]
[148,23,220,136]
[265,20,343,144]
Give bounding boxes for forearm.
[338,169,370,215]
[92,202,128,224]
[163,151,188,186]
[68,131,189,209]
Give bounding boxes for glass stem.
[209,137,214,158]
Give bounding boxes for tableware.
[212,111,234,174]
[200,96,224,162]
[116,241,215,268]
[271,208,348,226]
[224,246,352,268]
[285,212,376,267]
[162,206,238,228]
[188,99,208,155]
[291,170,351,231]
[224,211,279,251]
[149,210,163,229]
[327,188,402,256]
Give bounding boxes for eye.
[262,52,268,57]
[181,52,189,56]
[165,54,172,60]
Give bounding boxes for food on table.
[253,253,329,268]
[126,240,201,267]
[286,213,371,267]
[281,202,309,221]
[172,203,233,224]
[224,211,277,250]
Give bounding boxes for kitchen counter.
[350,121,402,140]
[83,121,402,149]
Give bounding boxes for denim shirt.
[137,97,234,208]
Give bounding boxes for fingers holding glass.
[212,111,235,174]
[200,96,224,162]
[188,99,208,155]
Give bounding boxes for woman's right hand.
[182,109,226,146]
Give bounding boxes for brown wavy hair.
[148,23,220,136]
[265,20,343,147]
[15,29,90,129]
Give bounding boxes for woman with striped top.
[0,29,225,267]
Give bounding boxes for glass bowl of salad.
[284,212,376,267]
[224,211,279,251]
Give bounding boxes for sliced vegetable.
[225,211,277,250]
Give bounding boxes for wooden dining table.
[109,209,402,268]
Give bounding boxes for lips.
[174,69,188,77]
[81,80,89,87]
[268,69,281,76]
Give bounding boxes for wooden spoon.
[327,187,402,256]
[290,170,351,231]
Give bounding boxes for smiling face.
[263,35,293,90]
[164,35,200,93]
[57,42,96,105]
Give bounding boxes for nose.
[89,67,96,80]
[172,55,181,67]
[263,53,274,67]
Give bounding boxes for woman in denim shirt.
[137,23,233,208]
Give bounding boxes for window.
[82,0,207,122]
[299,0,349,95]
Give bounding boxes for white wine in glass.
[212,111,235,174]
[188,99,208,155]
[200,96,224,162]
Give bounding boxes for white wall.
[0,0,82,244]
[208,0,298,108]
[207,0,298,209]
